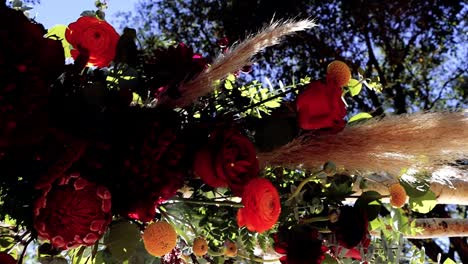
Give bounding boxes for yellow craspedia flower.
[327,60,351,87]
[389,183,407,208]
[192,237,208,256]
[224,241,238,257]
[142,221,177,257]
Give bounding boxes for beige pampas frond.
[163,19,316,107]
[258,112,468,176]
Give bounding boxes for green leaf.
[355,191,382,221]
[348,112,373,123]
[45,24,71,58]
[355,191,382,208]
[409,190,437,213]
[369,218,383,231]
[399,178,430,198]
[347,79,363,96]
[226,74,236,82]
[443,258,457,264]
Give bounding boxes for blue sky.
[31,0,137,30]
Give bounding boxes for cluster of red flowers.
[194,128,281,233]
[0,7,64,147]
[1,4,362,261]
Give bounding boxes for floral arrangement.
[1,1,467,264]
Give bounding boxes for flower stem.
[286,171,325,203]
[207,249,224,257]
[168,197,244,208]
[237,253,281,263]
[301,216,330,223]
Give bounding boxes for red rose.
[296,80,346,131]
[237,178,281,233]
[193,129,259,196]
[65,16,119,67]
[34,174,112,249]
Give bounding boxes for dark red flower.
[34,174,112,249]
[193,128,259,196]
[296,80,346,131]
[329,206,369,249]
[0,7,64,146]
[65,16,119,67]
[0,252,16,264]
[144,43,207,99]
[273,225,326,264]
[101,115,187,222]
[237,178,281,233]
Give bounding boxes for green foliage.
[399,176,431,198]
[346,78,363,96]
[408,190,437,213]
[348,112,373,123]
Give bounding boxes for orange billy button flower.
[142,222,177,257]
[224,241,238,257]
[389,183,407,208]
[192,237,208,256]
[65,16,119,67]
[327,60,351,87]
[237,178,281,233]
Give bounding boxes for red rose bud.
[65,16,119,67]
[237,178,281,233]
[193,129,259,196]
[34,174,112,249]
[296,80,346,131]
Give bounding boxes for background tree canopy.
[113,1,467,262]
[114,0,467,116]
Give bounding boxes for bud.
[323,161,337,175]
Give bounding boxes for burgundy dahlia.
[273,225,326,264]
[329,206,369,249]
[144,43,206,99]
[34,174,112,249]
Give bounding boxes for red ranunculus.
[237,178,281,233]
[296,80,346,131]
[193,129,259,196]
[65,16,119,67]
[34,174,112,249]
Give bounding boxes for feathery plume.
[258,112,468,176]
[163,19,316,107]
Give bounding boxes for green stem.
[237,253,281,263]
[287,171,325,203]
[207,249,224,257]
[168,197,243,208]
[316,227,332,233]
[300,216,330,223]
